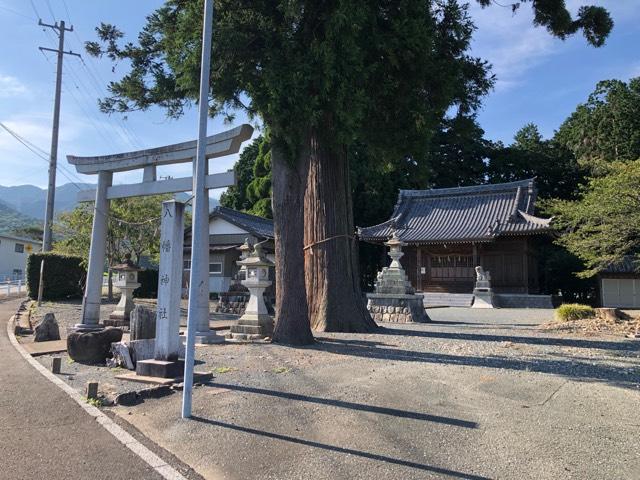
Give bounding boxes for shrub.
[27,252,86,300]
[134,269,158,298]
[555,303,596,321]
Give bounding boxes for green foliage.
[133,269,159,298]
[487,123,585,200]
[544,161,640,277]
[555,78,640,175]
[555,303,595,322]
[475,1,612,47]
[10,225,43,241]
[26,252,86,300]
[220,136,263,211]
[221,134,273,218]
[54,195,169,268]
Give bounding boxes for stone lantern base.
[367,293,429,323]
[229,314,274,341]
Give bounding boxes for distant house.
[0,234,42,281]
[599,257,640,308]
[184,207,274,294]
[359,179,554,308]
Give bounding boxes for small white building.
[184,207,274,294]
[0,234,42,281]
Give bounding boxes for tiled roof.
[212,206,274,239]
[358,179,552,244]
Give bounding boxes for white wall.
[209,218,249,235]
[0,236,41,281]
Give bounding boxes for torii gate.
[67,124,253,343]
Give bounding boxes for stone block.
[34,313,60,342]
[86,381,98,400]
[67,328,123,364]
[130,305,156,340]
[136,359,184,378]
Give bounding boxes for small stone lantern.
[236,238,253,281]
[107,254,142,327]
[229,243,274,340]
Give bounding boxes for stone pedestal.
[471,267,495,308]
[229,244,274,340]
[366,230,429,324]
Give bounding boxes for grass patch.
[66,357,75,365]
[272,367,290,374]
[86,398,103,408]
[555,303,596,322]
[213,366,234,374]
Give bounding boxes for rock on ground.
[67,328,123,364]
[34,312,60,342]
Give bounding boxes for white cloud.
[469,2,557,91]
[0,74,28,98]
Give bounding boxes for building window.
[14,243,24,253]
[183,260,191,270]
[12,269,22,279]
[209,262,223,275]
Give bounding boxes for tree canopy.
[545,161,640,277]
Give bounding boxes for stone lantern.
[107,254,142,327]
[366,229,429,323]
[229,243,274,340]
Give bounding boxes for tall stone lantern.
[366,229,429,323]
[107,254,142,327]
[229,243,274,340]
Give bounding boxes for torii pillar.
[67,124,253,339]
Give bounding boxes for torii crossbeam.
[68,124,253,334]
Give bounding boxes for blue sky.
[0,1,638,194]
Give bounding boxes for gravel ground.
[32,304,640,480]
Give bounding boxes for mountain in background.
[0,182,221,221]
[0,199,39,235]
[0,183,95,220]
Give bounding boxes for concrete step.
[423,293,474,307]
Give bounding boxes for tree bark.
[271,141,315,345]
[304,128,378,332]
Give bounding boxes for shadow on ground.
[191,416,492,480]
[310,336,640,390]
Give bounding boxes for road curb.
[6,310,187,480]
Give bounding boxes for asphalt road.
[0,297,163,480]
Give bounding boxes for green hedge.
[555,303,596,322]
[27,252,86,300]
[134,269,159,299]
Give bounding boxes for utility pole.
[38,19,81,252]
[182,0,215,419]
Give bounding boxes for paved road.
[0,297,163,480]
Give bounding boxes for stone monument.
[472,266,495,309]
[136,200,186,378]
[106,254,142,327]
[367,230,429,323]
[229,243,274,340]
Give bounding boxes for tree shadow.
[428,320,540,328]
[381,327,640,353]
[207,382,477,428]
[191,416,492,480]
[308,338,640,390]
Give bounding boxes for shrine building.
[358,179,554,308]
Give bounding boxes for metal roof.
[210,207,274,239]
[358,179,552,244]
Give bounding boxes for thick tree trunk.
[304,128,378,332]
[271,141,315,345]
[107,269,113,301]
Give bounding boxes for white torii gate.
[68,124,253,344]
